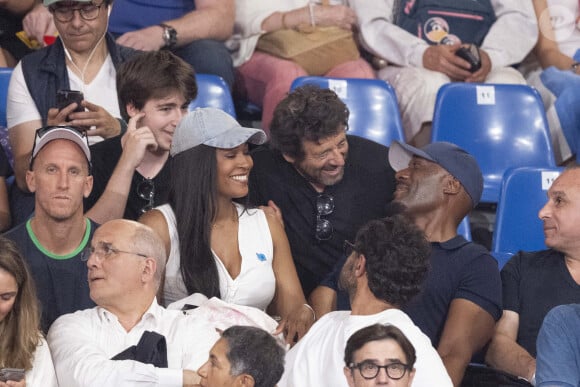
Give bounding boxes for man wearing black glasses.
[279,216,452,387]
[249,85,397,297]
[5,126,97,332]
[8,0,137,224]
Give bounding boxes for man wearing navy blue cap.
[311,141,502,385]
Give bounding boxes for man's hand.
[315,5,356,30]
[423,44,474,81]
[465,48,492,83]
[67,100,121,138]
[119,112,158,169]
[116,26,166,51]
[23,3,56,47]
[183,369,201,387]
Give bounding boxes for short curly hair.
[354,215,430,307]
[269,85,349,159]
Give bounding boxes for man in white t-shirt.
[279,215,452,387]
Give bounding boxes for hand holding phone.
[0,368,25,382]
[455,44,481,73]
[56,89,85,121]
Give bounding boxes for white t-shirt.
[546,0,580,57]
[279,309,452,387]
[7,55,120,144]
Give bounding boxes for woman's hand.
[0,378,26,387]
[314,5,356,30]
[274,303,315,347]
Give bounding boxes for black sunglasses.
[315,194,334,241]
[137,178,155,214]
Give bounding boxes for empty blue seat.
[0,67,13,128]
[189,74,236,118]
[492,166,563,255]
[431,83,556,204]
[290,76,404,147]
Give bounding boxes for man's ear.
[282,153,296,164]
[26,169,36,193]
[125,102,140,118]
[236,374,255,387]
[354,254,367,277]
[443,176,462,196]
[142,257,157,284]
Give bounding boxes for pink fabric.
[236,51,375,133]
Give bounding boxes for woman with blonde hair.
[0,236,57,387]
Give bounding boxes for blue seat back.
[189,74,236,118]
[0,67,13,128]
[491,251,513,270]
[431,83,556,203]
[492,167,563,254]
[290,76,404,147]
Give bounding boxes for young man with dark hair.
[197,325,285,387]
[249,85,397,297]
[85,50,197,222]
[344,324,416,387]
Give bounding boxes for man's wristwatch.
[159,23,177,49]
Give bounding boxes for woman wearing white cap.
[140,107,315,345]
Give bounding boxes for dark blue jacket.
[20,33,136,125]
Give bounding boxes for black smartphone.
[0,368,25,382]
[56,89,85,120]
[455,44,481,73]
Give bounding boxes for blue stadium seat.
[0,67,13,128]
[491,251,513,270]
[457,216,472,241]
[492,167,563,255]
[290,76,404,147]
[431,83,556,204]
[189,74,236,118]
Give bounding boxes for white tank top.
[158,203,276,311]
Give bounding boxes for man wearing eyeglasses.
[279,215,452,387]
[47,219,221,387]
[4,125,97,332]
[249,85,397,298]
[7,0,137,223]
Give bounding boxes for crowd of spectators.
[0,1,578,386]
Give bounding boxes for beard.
[338,256,357,296]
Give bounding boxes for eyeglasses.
[343,240,356,257]
[315,194,334,241]
[30,125,90,170]
[81,241,148,262]
[137,178,155,214]
[49,2,104,23]
[349,361,411,380]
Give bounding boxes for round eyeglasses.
[349,361,410,380]
[49,2,104,23]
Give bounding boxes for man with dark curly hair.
[278,215,452,387]
[249,85,397,297]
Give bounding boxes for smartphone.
[56,89,85,120]
[0,368,25,382]
[455,44,481,73]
